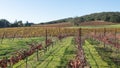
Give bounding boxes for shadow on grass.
[95,46,120,68]
[85,42,99,68]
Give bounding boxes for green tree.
[17,20,23,27]
[25,21,32,26]
[71,17,81,26]
[110,15,120,23]
[11,20,23,27]
[0,19,10,28]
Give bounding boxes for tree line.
[0,19,34,28]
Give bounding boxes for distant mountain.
[40,12,120,26]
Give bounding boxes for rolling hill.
[35,12,120,27]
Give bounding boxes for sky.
[0,0,120,23]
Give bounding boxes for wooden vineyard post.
[115,28,118,64]
[3,57,6,68]
[114,28,119,68]
[45,29,48,51]
[59,27,60,35]
[5,56,9,68]
[94,29,96,43]
[94,29,96,36]
[9,56,13,68]
[91,29,96,45]
[59,27,62,42]
[78,28,82,46]
[1,32,6,44]
[50,29,53,48]
[25,57,28,68]
[114,28,120,68]
[5,56,8,67]
[36,49,39,61]
[24,51,28,68]
[12,31,17,41]
[115,28,117,50]
[51,34,53,48]
[92,29,94,40]
[104,28,106,48]
[12,32,16,41]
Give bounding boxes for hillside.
[39,12,120,26]
[32,21,116,27]
[32,22,73,27]
[79,21,115,26]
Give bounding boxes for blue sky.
[0,0,120,23]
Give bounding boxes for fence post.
[1,32,6,44]
[25,57,28,68]
[45,29,47,51]
[24,51,28,68]
[80,28,82,46]
[104,28,106,48]
[36,49,39,61]
[94,29,96,36]
[13,31,18,41]
[115,28,117,49]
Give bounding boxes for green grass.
[83,40,109,68]
[79,24,120,28]
[95,44,120,68]
[69,24,120,28]
[13,37,76,68]
[88,38,120,68]
[0,37,45,59]
[83,39,120,68]
[94,46,120,68]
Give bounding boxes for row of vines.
[0,27,120,68]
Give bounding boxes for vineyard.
[0,27,120,68]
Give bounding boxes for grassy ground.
[79,24,120,28]
[69,24,120,28]
[0,37,45,59]
[95,45,120,68]
[83,40,109,68]
[83,39,120,68]
[13,37,76,68]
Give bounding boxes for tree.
[102,15,110,22]
[0,19,10,28]
[71,17,81,26]
[17,20,23,27]
[11,20,23,27]
[79,17,85,22]
[25,21,32,26]
[110,15,120,23]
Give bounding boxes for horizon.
[0,0,120,24]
